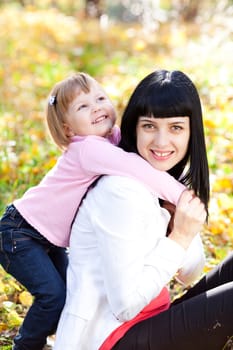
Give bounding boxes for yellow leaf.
[133,39,146,51]
[0,294,7,307]
[9,279,23,292]
[19,291,33,307]
[204,119,217,129]
[7,310,23,328]
[0,322,8,332]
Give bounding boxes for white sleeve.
[91,176,186,322]
[175,234,205,286]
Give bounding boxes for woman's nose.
[154,130,169,147]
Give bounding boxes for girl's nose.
[92,102,101,112]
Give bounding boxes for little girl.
[0,72,185,350]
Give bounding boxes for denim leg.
[48,245,68,284]
[0,207,68,350]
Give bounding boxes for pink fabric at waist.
[99,287,170,350]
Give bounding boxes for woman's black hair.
[119,70,209,211]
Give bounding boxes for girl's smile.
[64,81,117,138]
[92,115,109,124]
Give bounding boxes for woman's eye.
[142,123,155,129]
[171,125,183,131]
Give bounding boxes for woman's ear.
[63,123,75,137]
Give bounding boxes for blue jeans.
[0,204,68,350]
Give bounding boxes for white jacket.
[54,176,205,350]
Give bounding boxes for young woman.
[0,72,187,350]
[53,69,233,350]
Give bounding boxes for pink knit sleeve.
[79,136,186,205]
[107,125,121,145]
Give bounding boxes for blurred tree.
[171,0,200,21]
[17,0,34,4]
[0,0,232,24]
[85,0,103,18]
[170,0,233,22]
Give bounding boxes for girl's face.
[136,116,190,172]
[64,81,116,138]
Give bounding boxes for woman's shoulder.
[95,175,156,201]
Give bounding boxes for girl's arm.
[78,136,185,205]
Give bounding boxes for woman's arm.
[175,234,205,286]
[162,198,205,286]
[91,176,187,321]
[78,136,185,205]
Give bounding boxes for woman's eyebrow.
[168,120,186,124]
[138,118,189,126]
[138,117,154,121]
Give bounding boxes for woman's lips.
[151,150,173,160]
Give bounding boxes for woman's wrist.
[168,230,192,250]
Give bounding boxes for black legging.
[112,252,233,350]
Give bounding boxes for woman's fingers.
[177,190,206,221]
[169,190,207,249]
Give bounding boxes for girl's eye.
[98,96,106,101]
[78,104,87,111]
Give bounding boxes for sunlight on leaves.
[0,3,233,342]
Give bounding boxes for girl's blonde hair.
[46,72,95,150]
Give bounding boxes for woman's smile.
[136,116,190,172]
[150,150,174,161]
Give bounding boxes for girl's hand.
[169,190,207,249]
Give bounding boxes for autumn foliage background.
[0,0,233,348]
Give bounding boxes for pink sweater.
[14,126,185,247]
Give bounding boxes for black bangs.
[119,69,210,212]
[138,83,193,118]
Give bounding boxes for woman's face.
[136,116,190,172]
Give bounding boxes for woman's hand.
[169,190,207,250]
[161,200,175,236]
